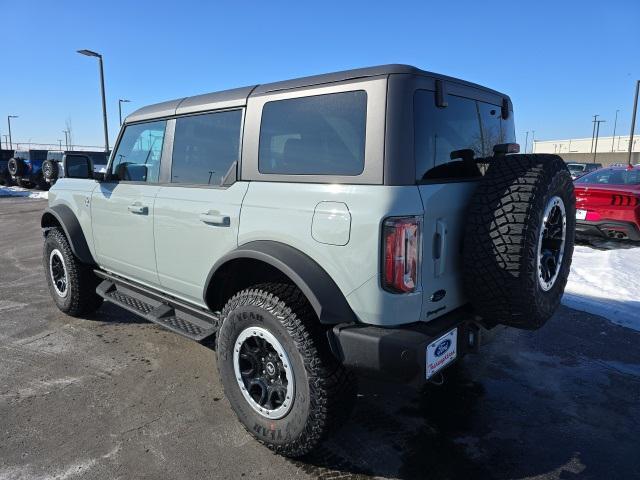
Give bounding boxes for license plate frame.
[426,328,458,379]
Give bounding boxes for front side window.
[111,120,166,182]
[171,110,242,185]
[258,91,367,176]
[414,91,516,182]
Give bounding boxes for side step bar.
[94,270,219,341]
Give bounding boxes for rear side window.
[171,110,242,185]
[414,91,515,182]
[258,91,367,176]
[111,120,166,182]
[576,168,640,185]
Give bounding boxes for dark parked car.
[0,149,15,186]
[7,149,50,189]
[42,151,110,186]
[567,162,602,180]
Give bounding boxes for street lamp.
[7,115,18,149]
[77,49,109,152]
[63,130,69,151]
[612,109,620,152]
[58,139,63,151]
[118,99,131,126]
[593,120,606,162]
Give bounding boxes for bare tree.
[65,118,74,151]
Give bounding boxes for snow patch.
[0,185,48,199]
[563,244,640,332]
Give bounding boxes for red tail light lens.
[382,216,421,293]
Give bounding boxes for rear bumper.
[330,307,482,384]
[576,219,640,241]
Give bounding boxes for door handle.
[433,219,447,277]
[127,203,148,215]
[199,212,230,227]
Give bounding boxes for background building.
[533,134,639,165]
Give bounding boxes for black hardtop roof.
[125,64,510,123]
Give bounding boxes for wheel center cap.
[265,362,276,376]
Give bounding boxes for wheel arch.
[204,241,357,325]
[41,205,95,265]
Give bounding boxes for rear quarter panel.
[238,183,425,326]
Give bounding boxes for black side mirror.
[65,154,93,179]
[493,143,520,155]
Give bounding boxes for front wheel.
[216,283,355,457]
[43,228,103,316]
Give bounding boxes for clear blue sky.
[2,0,639,149]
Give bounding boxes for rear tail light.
[382,216,421,293]
[611,194,638,207]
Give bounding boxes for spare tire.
[7,158,24,176]
[42,160,59,182]
[463,154,575,330]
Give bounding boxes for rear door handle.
[127,203,148,215]
[433,219,447,277]
[199,212,230,227]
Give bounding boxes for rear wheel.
[43,228,103,316]
[216,283,355,457]
[463,154,575,330]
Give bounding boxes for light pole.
[63,130,69,150]
[590,114,599,153]
[627,80,639,167]
[593,120,606,162]
[58,139,63,151]
[118,99,131,126]
[612,109,620,152]
[531,130,536,153]
[7,115,18,149]
[77,49,109,152]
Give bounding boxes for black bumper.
[330,307,481,384]
[576,220,640,241]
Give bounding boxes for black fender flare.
[205,240,357,325]
[41,205,95,265]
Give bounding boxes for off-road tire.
[42,160,59,182]
[216,283,356,458]
[7,158,23,176]
[463,154,575,330]
[43,228,103,316]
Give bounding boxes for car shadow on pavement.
[576,236,640,250]
[289,310,640,479]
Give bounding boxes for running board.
[95,273,219,341]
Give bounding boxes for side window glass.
[171,110,242,185]
[111,120,166,182]
[414,91,483,181]
[258,91,367,176]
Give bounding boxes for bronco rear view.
[41,64,575,457]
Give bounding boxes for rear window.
[414,91,515,182]
[576,168,640,185]
[258,91,367,176]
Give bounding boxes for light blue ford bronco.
[41,65,575,456]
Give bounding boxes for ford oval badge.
[435,339,452,357]
[430,289,446,302]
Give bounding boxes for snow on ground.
[0,185,48,199]
[563,242,640,332]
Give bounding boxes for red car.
[574,165,640,241]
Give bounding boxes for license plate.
[576,209,587,220]
[426,328,458,379]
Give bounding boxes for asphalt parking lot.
[1,196,639,480]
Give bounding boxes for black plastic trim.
[576,219,640,241]
[41,205,95,265]
[205,241,357,325]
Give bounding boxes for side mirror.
[65,154,93,179]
